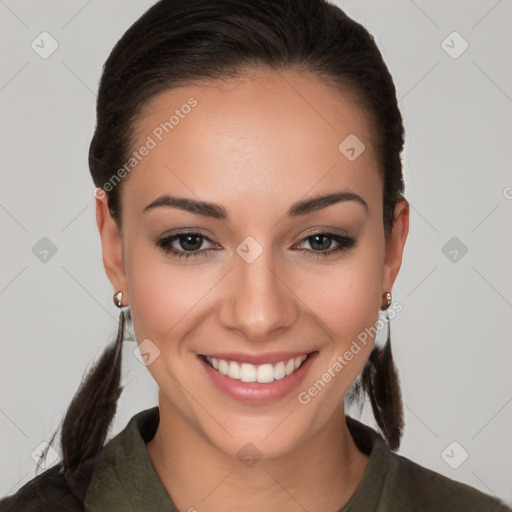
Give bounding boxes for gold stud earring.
[113,291,124,308]
[381,291,392,311]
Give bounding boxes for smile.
[204,354,308,383]
[198,350,318,402]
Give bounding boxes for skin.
[95,68,409,512]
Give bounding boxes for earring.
[380,291,392,349]
[374,291,392,349]
[381,291,392,311]
[113,291,125,308]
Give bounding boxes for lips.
[198,351,318,403]
[203,354,309,383]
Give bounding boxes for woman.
[1,0,510,510]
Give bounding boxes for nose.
[218,248,298,342]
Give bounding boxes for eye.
[293,232,356,259]
[155,232,219,260]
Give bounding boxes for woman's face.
[96,69,408,459]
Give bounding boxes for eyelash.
[154,231,356,260]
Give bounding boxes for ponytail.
[38,310,126,473]
[347,331,405,451]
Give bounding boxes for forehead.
[122,69,381,219]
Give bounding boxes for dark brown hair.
[41,0,406,474]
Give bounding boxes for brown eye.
[155,232,218,259]
[295,232,356,258]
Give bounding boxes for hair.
[40,0,406,476]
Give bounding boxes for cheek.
[300,238,383,382]
[127,260,215,347]
[307,246,382,338]
[123,235,198,341]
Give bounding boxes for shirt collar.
[340,415,395,511]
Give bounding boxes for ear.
[381,199,409,295]
[95,192,129,304]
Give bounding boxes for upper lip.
[200,351,315,365]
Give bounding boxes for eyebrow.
[143,190,368,219]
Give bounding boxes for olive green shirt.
[1,406,510,511]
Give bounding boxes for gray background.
[1,0,511,504]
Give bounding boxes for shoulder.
[0,459,94,512]
[390,451,512,511]
[0,408,157,512]
[345,416,511,511]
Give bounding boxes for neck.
[146,397,369,512]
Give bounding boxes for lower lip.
[198,352,318,403]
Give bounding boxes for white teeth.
[240,363,257,382]
[218,359,229,376]
[256,363,274,384]
[228,361,241,379]
[204,354,308,383]
[274,361,286,380]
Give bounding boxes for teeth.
[274,361,286,380]
[205,355,308,383]
[285,358,295,376]
[240,363,257,383]
[228,361,241,379]
[256,363,274,384]
[218,359,229,375]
